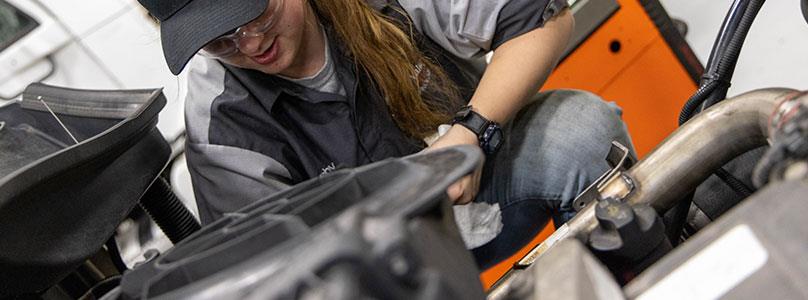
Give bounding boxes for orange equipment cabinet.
[480,0,704,290]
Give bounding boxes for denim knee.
[470,89,635,263]
[490,89,634,212]
[531,89,633,153]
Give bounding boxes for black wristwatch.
[451,105,503,155]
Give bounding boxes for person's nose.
[238,35,264,56]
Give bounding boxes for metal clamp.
[571,141,636,211]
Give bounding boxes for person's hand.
[425,124,484,205]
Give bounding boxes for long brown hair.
[311,0,460,139]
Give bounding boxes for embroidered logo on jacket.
[320,162,337,175]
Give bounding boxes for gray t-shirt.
[277,30,346,96]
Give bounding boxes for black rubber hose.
[702,0,764,197]
[693,0,752,112]
[138,177,201,244]
[703,0,751,78]
[671,0,764,243]
[701,0,765,109]
[679,80,720,125]
[105,237,129,273]
[665,193,692,247]
[714,168,754,197]
[679,0,763,195]
[679,0,765,124]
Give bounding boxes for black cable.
[665,193,692,247]
[714,168,754,197]
[702,0,764,198]
[105,237,129,273]
[678,0,766,124]
[702,0,765,108]
[681,0,765,192]
[671,0,765,244]
[678,80,720,125]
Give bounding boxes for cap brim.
[802,0,808,27]
[159,0,269,75]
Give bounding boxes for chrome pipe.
[487,88,804,299]
[613,88,801,210]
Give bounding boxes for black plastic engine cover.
[0,83,169,296]
[118,146,486,300]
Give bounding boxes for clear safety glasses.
[200,0,284,58]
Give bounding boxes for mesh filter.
[0,123,65,178]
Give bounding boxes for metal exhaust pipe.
[488,88,806,299]
[616,88,803,210]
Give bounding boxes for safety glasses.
[200,0,284,58]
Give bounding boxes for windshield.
[0,1,38,52]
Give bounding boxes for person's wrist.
[451,105,504,155]
[451,123,480,145]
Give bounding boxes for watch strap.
[451,106,503,155]
[454,110,489,136]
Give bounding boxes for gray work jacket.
[184,0,566,224]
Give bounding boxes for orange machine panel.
[480,0,701,290]
[599,39,698,156]
[544,1,658,94]
[543,1,698,157]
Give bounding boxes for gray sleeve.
[184,56,224,145]
[183,56,292,224]
[398,0,569,59]
[186,142,292,224]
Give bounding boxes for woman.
[138,0,633,268]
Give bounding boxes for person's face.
[214,0,320,77]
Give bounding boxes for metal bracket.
[571,141,636,211]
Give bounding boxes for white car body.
[1,0,198,228]
[0,0,185,141]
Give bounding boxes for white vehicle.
[1,0,196,262]
[0,0,184,141]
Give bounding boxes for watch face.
[482,125,503,154]
[489,129,503,148]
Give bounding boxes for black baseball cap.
[138,0,269,75]
[802,0,808,26]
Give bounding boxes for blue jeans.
[456,89,635,269]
